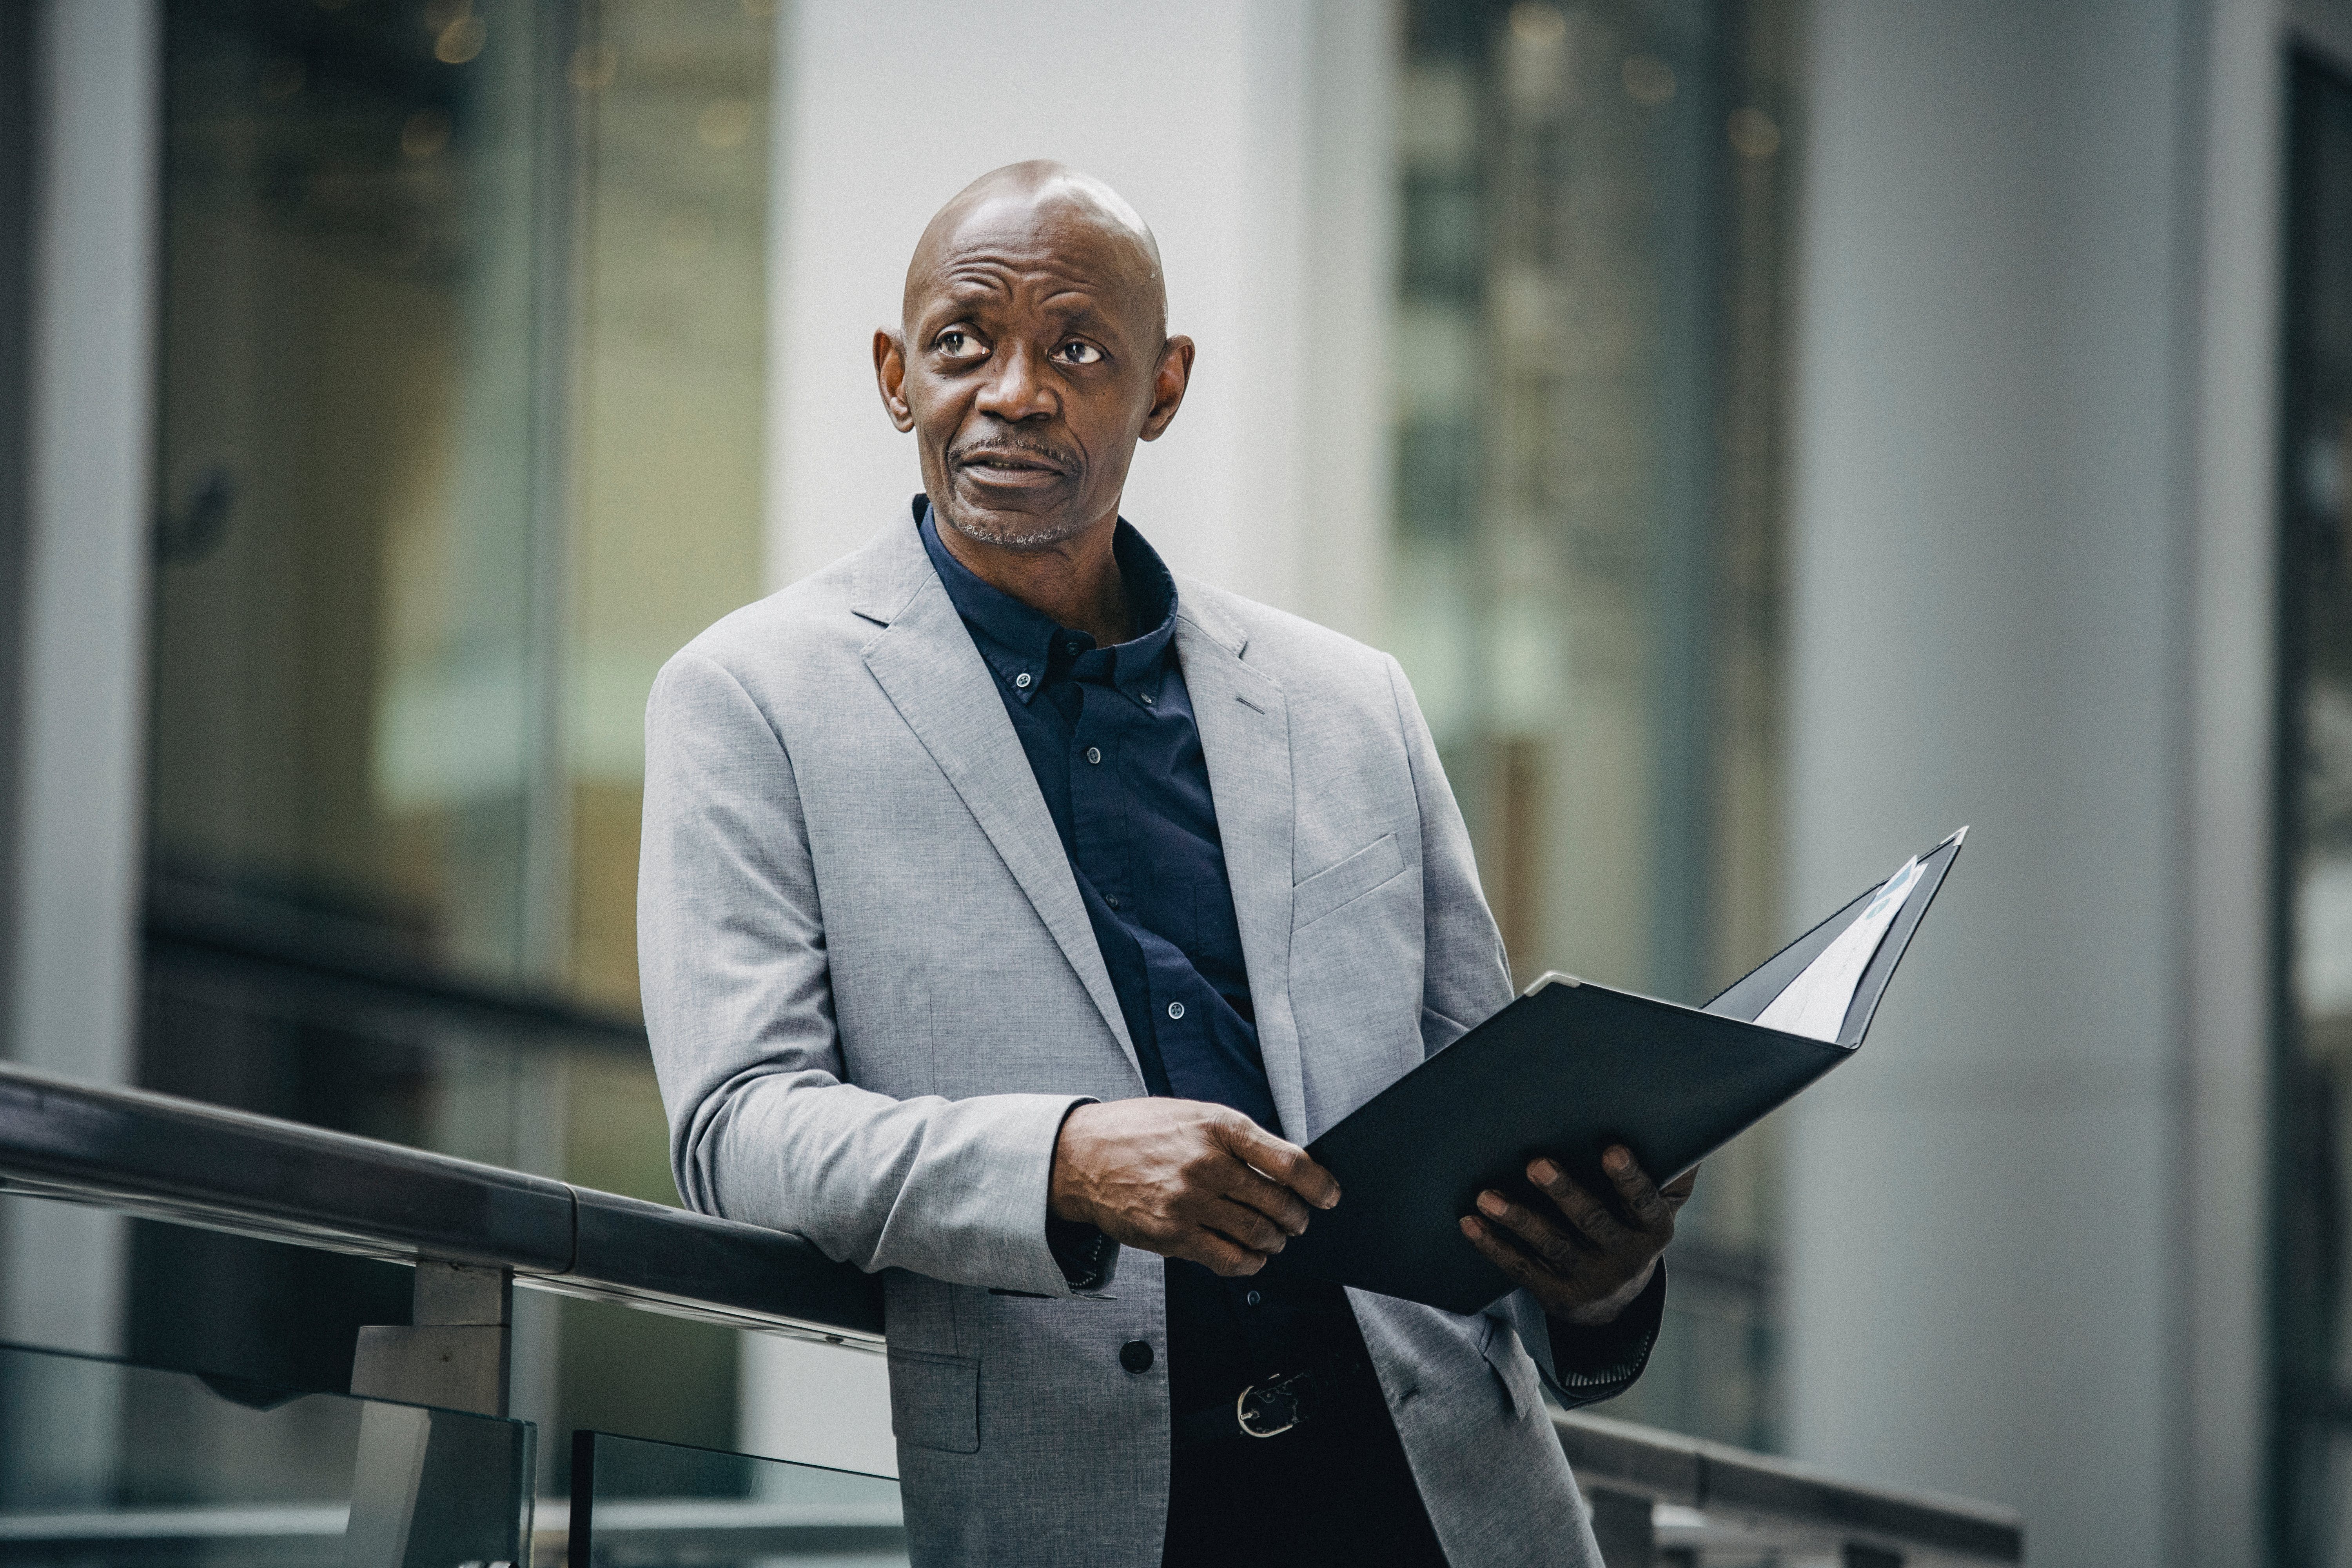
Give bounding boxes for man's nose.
[974,339,1058,422]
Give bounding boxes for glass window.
[1391,0,1797,1448]
[143,0,773,1487]
[2276,47,2352,1568]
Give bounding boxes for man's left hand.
[1458,1147,1696,1326]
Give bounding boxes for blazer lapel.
[854,525,1142,1078]
[1174,602,1308,1142]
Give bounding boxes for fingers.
[1526,1160,1630,1250]
[1598,1146,1674,1232]
[1185,1226,1270,1277]
[1663,1165,1700,1208]
[1217,1115,1340,1210]
[1457,1216,1563,1307]
[1473,1187,1582,1272]
[1207,1194,1292,1256]
[1223,1165,1315,1238]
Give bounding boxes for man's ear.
[874,328,916,432]
[1139,335,1195,443]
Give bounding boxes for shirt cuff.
[1045,1214,1116,1292]
[1042,1098,1116,1294]
[1542,1260,1668,1409]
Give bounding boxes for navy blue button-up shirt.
[919,502,1279,1129]
[918,499,1354,1406]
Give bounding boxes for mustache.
[949,437,1077,472]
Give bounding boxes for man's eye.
[936,330,984,358]
[1054,340,1103,365]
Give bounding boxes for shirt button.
[1105,894,1121,909]
[1245,1290,1262,1308]
[1014,671,1032,689]
[1140,691,1155,706]
[1086,746,1103,765]
[1120,1340,1154,1374]
[1066,641,1083,655]
[1167,1001,1185,1021]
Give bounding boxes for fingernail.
[1477,1190,1506,1216]
[1604,1147,1630,1173]
[1321,1188,1341,1209]
[1458,1216,1481,1237]
[1530,1159,1560,1185]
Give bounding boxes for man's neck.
[934,507,1131,647]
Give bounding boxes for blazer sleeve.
[1383,653,1668,1405]
[638,648,1096,1298]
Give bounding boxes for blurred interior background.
[5,0,2351,1563]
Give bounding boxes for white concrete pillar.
[1,0,158,1363]
[1781,3,2275,1565]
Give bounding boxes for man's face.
[877,191,1191,549]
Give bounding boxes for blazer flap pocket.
[886,1348,979,1454]
[1293,834,1406,930]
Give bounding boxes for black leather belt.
[1172,1351,1381,1446]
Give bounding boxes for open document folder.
[1276,829,1968,1314]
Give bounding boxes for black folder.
[1276,829,1966,1314]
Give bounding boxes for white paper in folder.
[1753,853,1927,1042]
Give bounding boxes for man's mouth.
[954,446,1071,485]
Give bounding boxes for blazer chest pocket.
[1292,834,1406,930]
[887,1348,979,1454]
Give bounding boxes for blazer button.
[1120,1339,1155,1374]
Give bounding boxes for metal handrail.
[0,1060,2022,1563]
[0,1061,883,1345]
[1557,1409,2024,1563]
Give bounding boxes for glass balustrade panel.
[0,1338,534,1568]
[567,1430,905,1568]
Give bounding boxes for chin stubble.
[937,504,1098,551]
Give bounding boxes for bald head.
[875,160,1194,558]
[903,161,1166,341]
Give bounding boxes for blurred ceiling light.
[1727,106,1781,160]
[660,209,715,260]
[1622,53,1676,106]
[401,106,453,159]
[259,56,304,102]
[570,41,619,91]
[425,0,469,28]
[1509,2,1566,45]
[436,16,487,65]
[697,98,754,150]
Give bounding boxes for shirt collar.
[915,494,1178,703]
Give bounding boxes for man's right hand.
[1048,1099,1341,1276]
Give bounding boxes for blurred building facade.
[3,0,2351,1563]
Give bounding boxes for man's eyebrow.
[916,272,1138,343]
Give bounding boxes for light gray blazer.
[639,512,1604,1567]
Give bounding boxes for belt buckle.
[1235,1371,1305,1439]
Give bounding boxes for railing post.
[343,1261,530,1568]
[1588,1487,1654,1568]
[352,1260,514,1415]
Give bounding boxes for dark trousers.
[1159,1368,1452,1568]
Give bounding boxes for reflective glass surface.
[0,1338,533,1568]
[1392,0,1797,1448]
[143,0,775,1483]
[567,1431,906,1568]
[2277,47,2352,1568]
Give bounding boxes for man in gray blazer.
[640,162,1692,1567]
